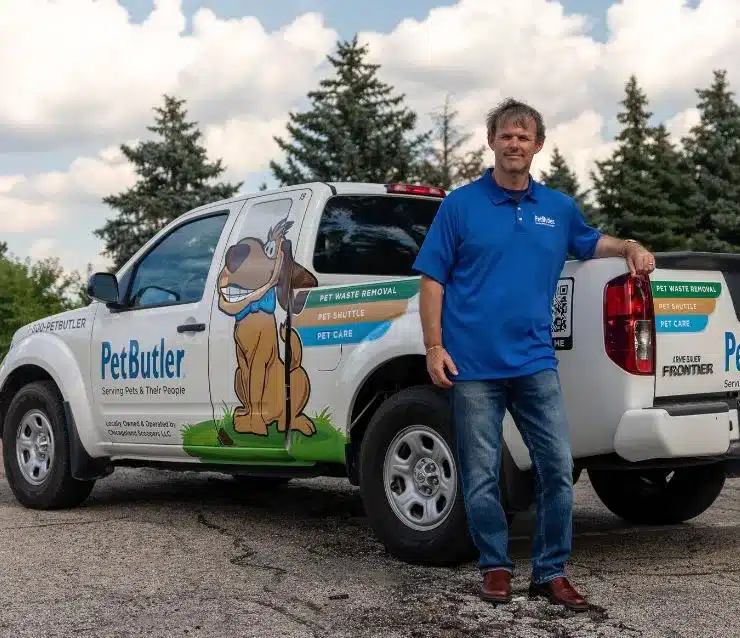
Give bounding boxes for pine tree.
[418,94,487,189]
[681,69,740,252]
[269,36,430,185]
[94,95,243,270]
[539,146,601,226]
[647,124,696,250]
[591,75,690,251]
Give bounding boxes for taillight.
[604,273,655,375]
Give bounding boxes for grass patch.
[181,404,346,465]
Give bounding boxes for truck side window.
[312,195,441,276]
[125,212,229,309]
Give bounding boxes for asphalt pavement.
[0,450,737,638]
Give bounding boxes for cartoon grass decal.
[180,405,346,465]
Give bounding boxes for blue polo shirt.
[413,168,601,381]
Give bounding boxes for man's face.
[488,115,543,174]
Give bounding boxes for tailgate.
[653,253,740,398]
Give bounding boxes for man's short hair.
[486,98,546,143]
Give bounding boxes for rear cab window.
[311,194,442,279]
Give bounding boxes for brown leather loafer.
[528,577,589,611]
[480,569,512,603]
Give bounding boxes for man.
[412,98,655,611]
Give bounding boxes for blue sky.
[0,0,731,277]
[121,0,614,41]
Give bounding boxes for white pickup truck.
[1,181,738,564]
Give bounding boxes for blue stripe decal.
[296,320,392,346]
[655,315,709,333]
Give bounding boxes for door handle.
[177,322,206,333]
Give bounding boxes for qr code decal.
[551,278,573,350]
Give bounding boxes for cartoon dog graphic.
[217,217,318,439]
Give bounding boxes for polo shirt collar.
[479,167,539,204]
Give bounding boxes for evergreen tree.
[591,75,690,251]
[94,95,242,270]
[418,94,487,189]
[647,124,697,250]
[681,69,740,252]
[269,36,429,185]
[539,146,601,226]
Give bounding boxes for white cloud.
[28,237,58,260]
[203,115,290,181]
[0,194,59,232]
[665,107,701,145]
[0,0,337,148]
[602,0,740,105]
[532,111,619,189]
[2,0,740,276]
[359,0,603,130]
[3,145,137,206]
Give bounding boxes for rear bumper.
[614,401,738,464]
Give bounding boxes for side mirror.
[87,272,121,307]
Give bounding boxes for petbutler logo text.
[534,215,555,227]
[101,338,185,380]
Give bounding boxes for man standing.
[412,98,655,611]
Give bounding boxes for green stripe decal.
[303,278,420,308]
[651,281,721,298]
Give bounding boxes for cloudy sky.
[1,0,738,277]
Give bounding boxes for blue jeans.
[450,368,574,584]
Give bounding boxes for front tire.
[588,464,726,525]
[3,381,96,509]
[358,385,477,565]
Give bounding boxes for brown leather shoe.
[528,577,589,611]
[480,569,512,603]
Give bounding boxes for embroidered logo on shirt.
[534,215,556,227]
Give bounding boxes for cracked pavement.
[0,453,737,638]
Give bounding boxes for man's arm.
[593,235,656,275]
[419,275,444,349]
[567,200,655,275]
[412,195,459,389]
[419,275,457,387]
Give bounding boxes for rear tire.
[588,464,726,525]
[3,381,96,509]
[358,385,477,566]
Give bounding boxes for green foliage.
[680,69,740,252]
[94,94,243,270]
[0,242,83,359]
[417,94,487,189]
[539,145,603,228]
[269,36,430,186]
[590,75,693,252]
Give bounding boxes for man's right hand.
[426,346,458,388]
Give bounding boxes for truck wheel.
[2,381,96,509]
[588,464,726,525]
[358,385,477,566]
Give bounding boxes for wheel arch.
[344,354,429,484]
[0,364,57,438]
[0,338,104,463]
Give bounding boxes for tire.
[358,384,477,566]
[2,381,96,509]
[588,464,726,525]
